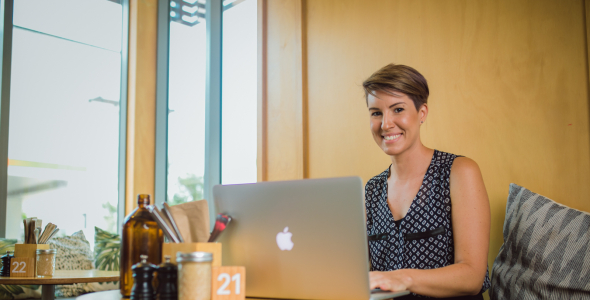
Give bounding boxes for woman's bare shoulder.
[451,156,481,176]
[449,156,486,192]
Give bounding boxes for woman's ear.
[419,103,429,123]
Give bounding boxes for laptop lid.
[213,177,373,300]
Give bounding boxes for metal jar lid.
[36,249,57,254]
[176,251,212,263]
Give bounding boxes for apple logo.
[276,227,294,251]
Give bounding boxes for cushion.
[93,226,120,271]
[87,226,120,292]
[49,230,96,297]
[490,184,590,299]
[0,239,42,299]
[50,231,94,271]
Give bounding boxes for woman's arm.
[370,157,491,297]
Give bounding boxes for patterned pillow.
[50,230,94,271]
[490,184,590,299]
[49,230,96,297]
[94,226,120,271]
[0,239,42,300]
[87,226,120,292]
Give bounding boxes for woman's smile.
[383,133,403,143]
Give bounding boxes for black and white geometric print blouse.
[365,150,491,297]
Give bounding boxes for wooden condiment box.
[162,243,222,267]
[13,244,50,277]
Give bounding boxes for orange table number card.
[212,266,245,300]
[10,257,34,277]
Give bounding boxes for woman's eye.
[394,108,404,113]
[371,112,382,117]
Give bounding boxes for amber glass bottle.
[120,194,164,298]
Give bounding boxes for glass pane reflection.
[8,27,121,242]
[221,0,257,185]
[14,0,122,52]
[166,16,207,205]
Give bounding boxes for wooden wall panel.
[257,0,267,181]
[303,0,590,277]
[263,0,307,181]
[261,0,590,291]
[126,0,158,214]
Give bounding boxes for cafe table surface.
[78,290,271,300]
[77,290,267,300]
[77,290,308,300]
[0,270,119,300]
[77,290,410,300]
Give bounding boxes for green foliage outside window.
[169,174,204,206]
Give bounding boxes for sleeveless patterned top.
[365,150,491,297]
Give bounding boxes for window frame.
[155,0,224,227]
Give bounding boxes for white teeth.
[384,134,401,141]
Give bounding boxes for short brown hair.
[362,64,429,110]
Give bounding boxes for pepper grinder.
[131,254,156,300]
[0,251,13,277]
[156,255,178,300]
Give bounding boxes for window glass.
[166,0,257,205]
[13,0,122,51]
[7,1,122,244]
[166,7,207,205]
[221,0,257,184]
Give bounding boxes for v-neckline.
[384,149,437,223]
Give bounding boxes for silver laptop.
[213,177,409,300]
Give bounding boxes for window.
[2,0,127,244]
[160,0,257,221]
[221,0,257,185]
[166,0,208,206]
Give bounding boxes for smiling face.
[367,90,428,156]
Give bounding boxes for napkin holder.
[13,243,50,277]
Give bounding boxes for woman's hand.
[369,270,413,292]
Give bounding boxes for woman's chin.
[382,145,405,156]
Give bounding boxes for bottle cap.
[137,194,151,205]
[36,249,57,254]
[176,251,212,263]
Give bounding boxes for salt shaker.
[0,251,13,276]
[131,254,156,300]
[177,252,212,300]
[156,255,178,300]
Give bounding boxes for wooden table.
[0,270,119,300]
[77,290,410,300]
[77,290,276,300]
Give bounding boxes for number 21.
[217,273,241,295]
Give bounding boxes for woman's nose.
[381,112,395,130]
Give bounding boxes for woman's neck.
[389,143,433,181]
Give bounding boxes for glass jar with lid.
[177,251,212,300]
[36,249,57,277]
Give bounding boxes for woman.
[363,64,491,299]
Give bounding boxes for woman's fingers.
[369,271,410,292]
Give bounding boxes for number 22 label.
[11,261,26,273]
[9,257,34,277]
